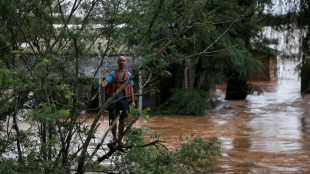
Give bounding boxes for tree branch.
[97,140,166,163]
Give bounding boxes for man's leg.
[118,98,129,148]
[107,120,118,150]
[111,119,117,142]
[118,117,126,148]
[107,103,118,150]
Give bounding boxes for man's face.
[118,57,127,69]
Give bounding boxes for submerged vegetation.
[157,88,214,115]
[0,125,221,174]
[111,128,221,173]
[3,0,309,173]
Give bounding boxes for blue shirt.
[105,71,134,98]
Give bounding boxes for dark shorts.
[109,98,129,120]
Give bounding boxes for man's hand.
[130,86,135,108]
[131,101,136,108]
[101,80,108,88]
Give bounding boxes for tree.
[131,0,272,115]
[0,0,124,172]
[263,0,310,93]
[297,0,310,93]
[0,0,270,173]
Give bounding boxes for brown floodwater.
[136,60,310,173]
[13,60,309,173]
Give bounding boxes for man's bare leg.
[107,120,118,150]
[118,117,127,148]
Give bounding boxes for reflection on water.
[137,59,310,173]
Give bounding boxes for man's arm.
[101,79,109,88]
[101,72,114,88]
[131,86,135,108]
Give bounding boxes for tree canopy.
[0,0,276,173]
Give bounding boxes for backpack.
[106,70,132,98]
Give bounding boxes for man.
[101,56,135,150]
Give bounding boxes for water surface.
[137,60,310,173]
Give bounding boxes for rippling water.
[13,58,309,173]
[137,59,310,173]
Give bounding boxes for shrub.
[112,128,221,173]
[162,88,214,115]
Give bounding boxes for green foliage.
[121,0,270,95]
[161,88,214,115]
[176,136,221,173]
[0,60,14,89]
[0,159,40,174]
[193,3,267,90]
[0,60,15,121]
[0,0,272,173]
[30,103,69,123]
[113,128,221,173]
[0,158,69,174]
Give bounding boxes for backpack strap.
[107,69,130,98]
[115,69,122,81]
[124,70,128,80]
[114,69,128,81]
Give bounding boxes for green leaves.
[176,136,222,173]
[9,50,20,54]
[31,103,69,123]
[58,109,70,117]
[0,64,14,88]
[164,88,214,115]
[60,84,75,99]
[114,127,221,173]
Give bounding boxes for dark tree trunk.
[301,63,310,93]
[225,77,248,100]
[12,111,23,163]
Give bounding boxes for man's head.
[118,56,127,69]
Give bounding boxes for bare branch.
[76,75,134,173]
[97,140,166,163]
[85,114,120,166]
[203,19,239,53]
[136,0,165,50]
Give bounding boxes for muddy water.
[136,60,310,173]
